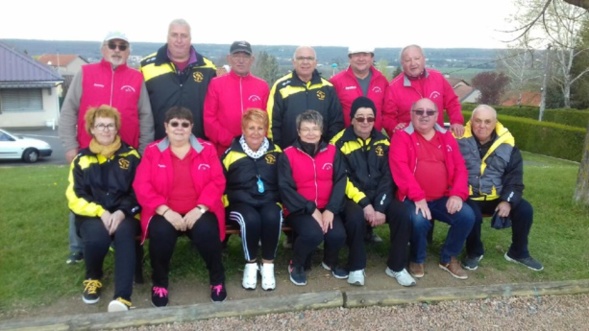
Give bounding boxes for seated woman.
[133,106,227,306]
[278,109,347,286]
[221,109,282,291]
[66,105,141,312]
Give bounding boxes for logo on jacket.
[265,154,276,165]
[429,91,441,99]
[375,145,384,157]
[344,86,357,90]
[316,90,325,100]
[322,163,333,170]
[249,95,262,102]
[119,158,130,170]
[197,163,210,170]
[446,144,453,152]
[193,72,204,83]
[93,83,105,88]
[372,86,383,93]
[120,85,136,93]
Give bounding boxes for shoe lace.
[116,297,133,307]
[152,286,168,298]
[211,284,224,296]
[83,279,102,294]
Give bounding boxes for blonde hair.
[84,105,121,136]
[241,108,269,131]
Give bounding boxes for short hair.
[168,18,191,36]
[84,105,121,135]
[164,106,193,124]
[242,108,268,131]
[471,104,497,120]
[400,44,425,62]
[411,98,438,111]
[293,46,316,61]
[296,109,323,132]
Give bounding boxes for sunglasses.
[412,109,437,117]
[107,43,128,51]
[354,117,375,123]
[169,121,191,128]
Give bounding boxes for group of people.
[58,18,543,313]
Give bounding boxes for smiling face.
[101,39,130,67]
[167,23,191,62]
[165,117,193,144]
[349,52,373,77]
[471,106,497,144]
[298,120,322,144]
[90,117,118,146]
[227,52,254,76]
[351,107,375,139]
[410,98,438,135]
[401,45,426,78]
[292,46,317,82]
[243,118,266,151]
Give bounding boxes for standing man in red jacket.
[204,41,270,156]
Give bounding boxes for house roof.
[0,41,63,88]
[501,91,542,107]
[36,54,87,67]
[454,84,477,101]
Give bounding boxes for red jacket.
[383,69,463,137]
[389,124,469,202]
[133,136,226,242]
[204,71,269,156]
[78,59,144,149]
[330,66,387,131]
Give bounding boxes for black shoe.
[66,251,83,265]
[321,262,349,279]
[461,255,483,271]
[504,253,544,271]
[288,260,307,286]
[151,286,169,307]
[82,279,102,304]
[210,283,227,302]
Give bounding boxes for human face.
[165,118,192,143]
[349,52,373,77]
[90,117,118,146]
[471,107,497,144]
[243,119,266,151]
[298,121,322,144]
[292,47,317,82]
[410,99,437,134]
[351,107,375,139]
[227,52,254,76]
[401,46,425,78]
[101,39,130,67]
[167,24,191,61]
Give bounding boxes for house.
[0,41,63,128]
[446,77,481,103]
[36,54,88,76]
[501,91,542,107]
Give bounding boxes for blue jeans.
[69,212,84,253]
[405,197,474,264]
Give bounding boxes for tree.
[471,71,511,105]
[375,59,391,80]
[252,51,280,86]
[498,45,542,107]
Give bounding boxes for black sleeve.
[326,88,344,141]
[325,149,346,214]
[277,153,316,214]
[500,146,524,207]
[117,154,141,216]
[374,145,395,213]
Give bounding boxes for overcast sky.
[1,0,518,49]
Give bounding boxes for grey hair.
[472,104,497,120]
[293,46,316,61]
[168,18,191,36]
[400,44,424,62]
[411,98,438,111]
[296,109,323,132]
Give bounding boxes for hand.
[450,123,465,138]
[495,201,511,218]
[108,210,125,235]
[322,210,334,233]
[183,207,205,230]
[65,148,79,164]
[100,210,112,230]
[363,204,376,226]
[373,211,386,226]
[446,195,463,214]
[163,209,185,231]
[312,209,323,230]
[394,122,407,133]
[414,199,432,220]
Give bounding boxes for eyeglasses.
[169,121,191,128]
[295,56,315,62]
[354,117,375,123]
[94,123,116,131]
[299,127,321,134]
[107,43,128,51]
[412,109,437,117]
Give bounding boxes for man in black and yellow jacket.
[331,96,415,287]
[140,18,216,141]
[457,104,543,271]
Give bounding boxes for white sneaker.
[259,263,276,291]
[242,263,258,290]
[347,269,365,286]
[385,267,416,287]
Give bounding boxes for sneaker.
[210,283,227,302]
[365,232,383,243]
[108,297,133,312]
[259,263,276,291]
[504,252,544,271]
[321,262,349,279]
[288,261,307,286]
[151,286,169,307]
[385,267,416,287]
[409,262,425,278]
[66,251,83,265]
[242,263,258,290]
[439,257,468,279]
[347,269,365,286]
[82,279,102,304]
[462,255,484,271]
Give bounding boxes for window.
[0,89,43,112]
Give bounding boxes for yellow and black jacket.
[66,143,141,218]
[331,127,395,213]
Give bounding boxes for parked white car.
[0,129,52,163]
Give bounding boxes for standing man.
[267,46,344,149]
[59,30,154,265]
[383,45,464,138]
[390,98,474,280]
[204,41,270,156]
[457,105,543,271]
[330,45,389,243]
[140,18,216,140]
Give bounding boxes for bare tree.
[499,41,542,106]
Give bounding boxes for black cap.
[230,41,252,55]
[350,96,376,119]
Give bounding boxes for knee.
[192,214,220,238]
[411,216,432,234]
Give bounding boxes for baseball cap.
[230,41,252,55]
[104,31,129,43]
[348,45,375,55]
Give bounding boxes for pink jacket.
[383,69,463,137]
[204,71,270,156]
[133,136,226,242]
[389,124,469,202]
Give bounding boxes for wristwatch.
[197,205,207,214]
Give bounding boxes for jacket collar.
[157,135,204,153]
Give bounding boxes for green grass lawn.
[0,151,588,312]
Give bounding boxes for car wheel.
[23,148,39,163]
